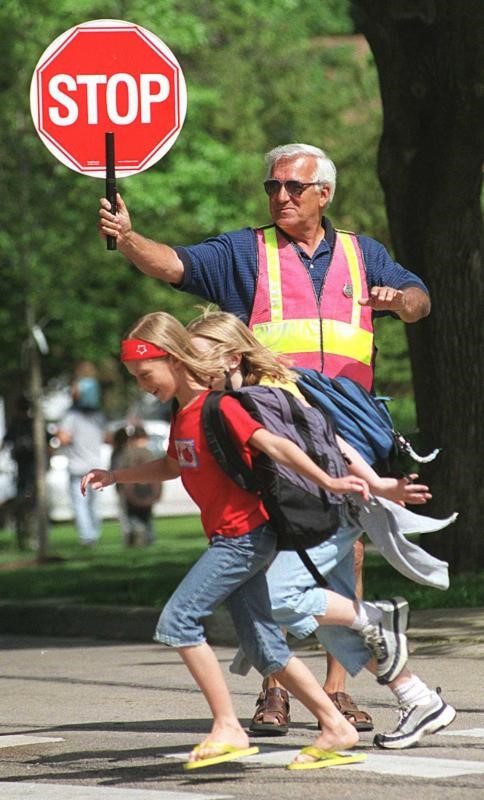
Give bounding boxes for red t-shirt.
[167,391,269,539]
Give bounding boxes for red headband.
[121,339,169,362]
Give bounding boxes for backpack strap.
[296,548,328,588]
[201,391,258,493]
[280,391,331,588]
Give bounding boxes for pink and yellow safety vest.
[248,225,374,390]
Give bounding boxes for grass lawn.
[0,516,482,610]
[0,516,206,608]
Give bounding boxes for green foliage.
[362,549,484,610]
[372,315,417,432]
[0,0,397,411]
[0,517,206,607]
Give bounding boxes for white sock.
[350,601,383,631]
[392,675,433,707]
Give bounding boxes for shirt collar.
[275,216,335,256]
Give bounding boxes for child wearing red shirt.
[81,310,372,771]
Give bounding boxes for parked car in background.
[0,449,16,506]
[47,419,198,522]
[0,399,18,530]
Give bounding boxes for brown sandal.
[249,688,290,735]
[327,691,374,732]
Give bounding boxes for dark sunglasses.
[263,179,321,197]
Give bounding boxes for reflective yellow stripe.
[323,319,372,364]
[252,318,373,365]
[263,227,283,322]
[338,232,362,327]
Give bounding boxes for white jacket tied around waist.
[356,495,455,591]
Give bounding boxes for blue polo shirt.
[173,217,428,323]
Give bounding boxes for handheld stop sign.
[30,19,187,248]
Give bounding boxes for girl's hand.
[80,469,114,496]
[326,475,370,501]
[375,473,431,505]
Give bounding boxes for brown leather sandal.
[327,691,374,732]
[249,687,290,735]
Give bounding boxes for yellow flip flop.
[184,742,259,770]
[288,746,367,770]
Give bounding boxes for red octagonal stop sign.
[30,19,187,177]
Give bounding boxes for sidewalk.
[1,599,484,655]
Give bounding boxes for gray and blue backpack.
[202,385,350,564]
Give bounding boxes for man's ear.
[319,183,332,211]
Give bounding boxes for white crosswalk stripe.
[0,783,232,800]
[2,732,483,785]
[0,735,64,749]
[438,727,484,738]
[353,753,484,779]
[166,733,484,779]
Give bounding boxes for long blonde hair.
[186,309,298,386]
[125,311,228,386]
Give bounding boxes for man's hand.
[359,286,431,322]
[96,193,185,284]
[98,192,131,243]
[359,286,406,313]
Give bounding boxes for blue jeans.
[69,475,101,545]
[266,507,371,676]
[154,523,293,677]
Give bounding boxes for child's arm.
[335,434,431,505]
[249,428,370,499]
[80,455,180,495]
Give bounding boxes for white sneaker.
[361,597,409,684]
[374,688,457,749]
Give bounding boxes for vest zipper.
[291,241,325,372]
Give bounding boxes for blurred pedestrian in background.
[115,425,161,546]
[56,362,105,547]
[2,395,37,550]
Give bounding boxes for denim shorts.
[266,506,371,676]
[154,523,294,677]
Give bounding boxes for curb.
[0,600,240,646]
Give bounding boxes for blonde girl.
[187,307,298,387]
[186,310,456,752]
[81,311,370,770]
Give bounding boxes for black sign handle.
[105,132,117,251]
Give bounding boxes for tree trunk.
[353,0,484,570]
[26,307,50,562]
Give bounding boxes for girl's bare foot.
[187,723,249,764]
[291,717,359,766]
